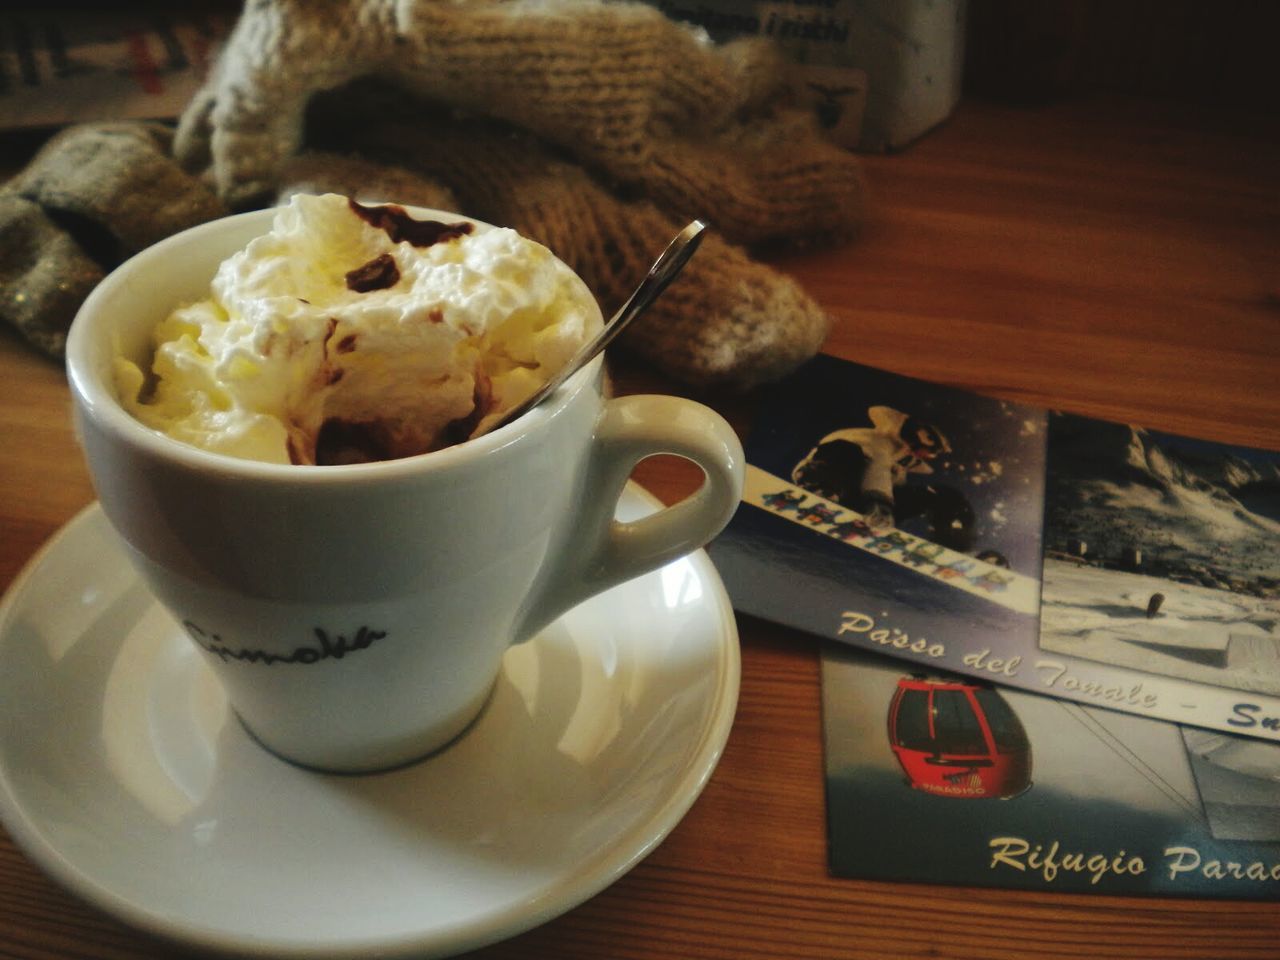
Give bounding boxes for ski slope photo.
[1040,412,1280,695]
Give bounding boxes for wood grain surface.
[1,96,1277,959]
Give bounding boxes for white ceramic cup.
[66,207,744,773]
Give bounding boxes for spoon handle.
[583,219,707,363]
[484,220,707,434]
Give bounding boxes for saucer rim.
[0,487,741,958]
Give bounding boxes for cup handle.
[515,394,744,642]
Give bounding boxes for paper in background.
[0,6,233,130]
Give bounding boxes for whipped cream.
[116,193,600,464]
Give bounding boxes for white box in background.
[650,0,967,152]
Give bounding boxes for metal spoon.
[482,219,707,435]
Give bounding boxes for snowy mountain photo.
[1040,412,1280,695]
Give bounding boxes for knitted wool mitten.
[0,123,226,357]
[178,0,772,200]
[13,123,225,257]
[288,113,830,388]
[0,193,103,357]
[174,0,862,247]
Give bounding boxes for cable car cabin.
[887,675,1032,799]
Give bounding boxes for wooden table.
[1,96,1277,958]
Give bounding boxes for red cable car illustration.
[887,675,1032,799]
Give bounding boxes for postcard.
[707,353,1280,740]
[822,644,1280,899]
[1040,412,1280,731]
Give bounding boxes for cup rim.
[66,204,604,484]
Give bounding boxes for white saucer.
[0,486,739,958]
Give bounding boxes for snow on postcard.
[707,353,1280,740]
[1040,413,1280,732]
[822,644,1280,899]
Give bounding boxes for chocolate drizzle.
[286,433,306,466]
[438,369,494,449]
[348,198,474,247]
[315,419,396,465]
[345,253,400,292]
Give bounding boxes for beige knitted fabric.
[14,123,225,256]
[0,193,103,357]
[178,0,780,204]
[0,123,226,357]
[175,0,862,246]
